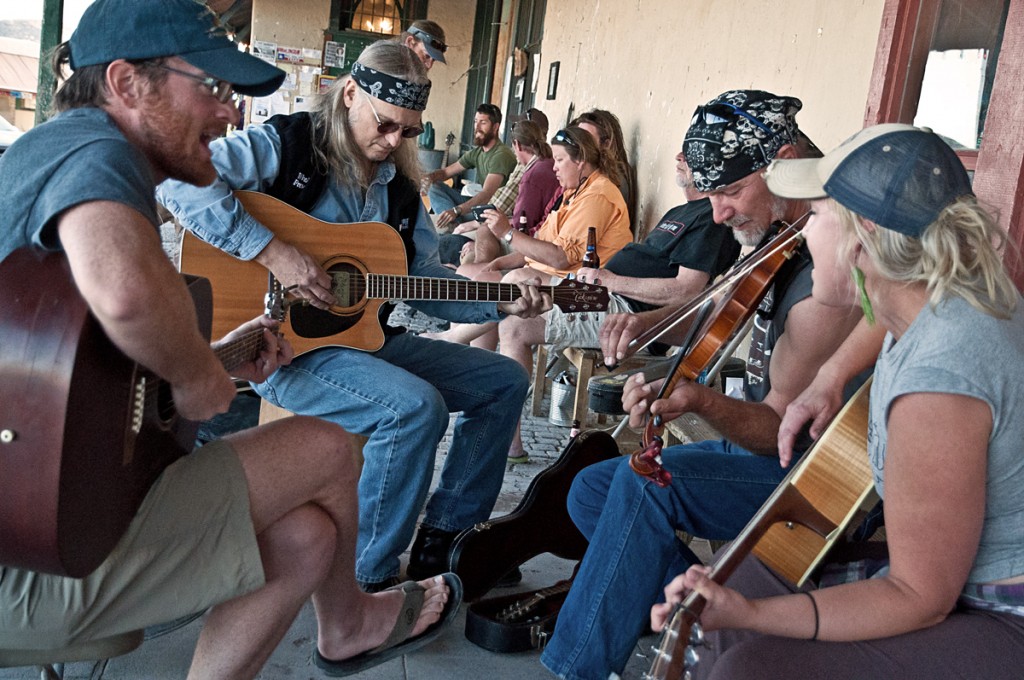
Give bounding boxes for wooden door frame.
[864,0,1024,287]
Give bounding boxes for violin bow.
[625,213,810,357]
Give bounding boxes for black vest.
[264,112,423,331]
[263,112,421,266]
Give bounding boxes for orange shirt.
[526,171,632,278]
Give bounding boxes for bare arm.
[457,172,505,210]
[622,296,862,455]
[484,209,571,270]
[778,318,886,465]
[669,392,991,641]
[577,265,710,307]
[424,161,464,185]
[58,201,236,421]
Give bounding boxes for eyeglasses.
[408,27,447,54]
[695,102,777,139]
[552,128,579,148]
[153,63,236,104]
[360,89,424,138]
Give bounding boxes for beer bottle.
[518,214,529,233]
[582,226,600,268]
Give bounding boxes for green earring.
[851,266,875,325]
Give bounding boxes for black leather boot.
[406,525,460,580]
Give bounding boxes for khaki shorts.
[0,440,264,649]
[544,292,632,350]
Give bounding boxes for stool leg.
[531,345,549,417]
[572,356,596,426]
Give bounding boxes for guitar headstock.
[643,606,705,680]
[550,278,610,313]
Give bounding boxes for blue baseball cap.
[765,123,973,237]
[69,0,285,97]
[408,26,448,64]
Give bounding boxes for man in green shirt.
[426,103,517,229]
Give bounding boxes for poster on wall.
[253,40,277,65]
[277,46,303,64]
[324,41,346,69]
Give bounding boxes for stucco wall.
[528,0,887,234]
[424,0,477,157]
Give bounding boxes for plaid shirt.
[491,157,534,216]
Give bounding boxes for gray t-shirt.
[869,295,1024,584]
[0,107,159,260]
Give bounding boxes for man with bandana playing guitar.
[159,40,550,594]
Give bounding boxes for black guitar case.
[465,575,574,653]
[449,429,619,603]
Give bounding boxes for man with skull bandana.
[540,90,864,680]
[159,40,549,594]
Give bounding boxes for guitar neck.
[365,274,546,304]
[211,328,267,373]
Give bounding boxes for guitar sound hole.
[328,262,366,309]
[155,381,176,428]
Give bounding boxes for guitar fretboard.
[212,328,267,372]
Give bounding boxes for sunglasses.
[409,27,447,54]
[360,89,424,139]
[153,63,236,104]
[552,128,579,148]
[695,102,777,139]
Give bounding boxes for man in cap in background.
[401,20,448,70]
[539,90,863,680]
[0,1,458,677]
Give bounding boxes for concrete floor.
[1,382,716,679]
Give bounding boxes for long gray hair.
[311,41,426,188]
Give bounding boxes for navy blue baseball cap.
[69,0,285,97]
[766,123,973,237]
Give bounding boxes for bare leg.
[499,313,550,459]
[186,417,449,679]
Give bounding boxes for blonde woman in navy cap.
[655,124,1024,679]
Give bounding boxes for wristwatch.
[503,229,515,244]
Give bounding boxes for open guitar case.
[448,429,619,652]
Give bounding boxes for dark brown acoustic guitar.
[178,190,610,355]
[0,249,265,577]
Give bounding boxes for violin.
[629,217,808,487]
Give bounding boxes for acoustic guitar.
[178,190,610,355]
[0,249,266,577]
[644,378,877,679]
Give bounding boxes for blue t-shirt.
[0,107,160,260]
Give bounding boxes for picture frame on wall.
[318,74,338,94]
[547,61,560,100]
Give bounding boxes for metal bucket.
[548,378,575,426]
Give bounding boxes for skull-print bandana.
[684,90,802,193]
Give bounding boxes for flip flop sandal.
[314,572,463,677]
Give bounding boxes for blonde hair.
[832,197,1018,319]
[311,41,425,188]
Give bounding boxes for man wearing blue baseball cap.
[400,20,448,70]
[0,1,459,677]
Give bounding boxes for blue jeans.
[428,182,471,222]
[540,439,794,680]
[253,332,528,585]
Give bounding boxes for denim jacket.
[157,123,502,324]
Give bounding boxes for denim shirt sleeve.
[156,125,283,260]
[406,199,503,324]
